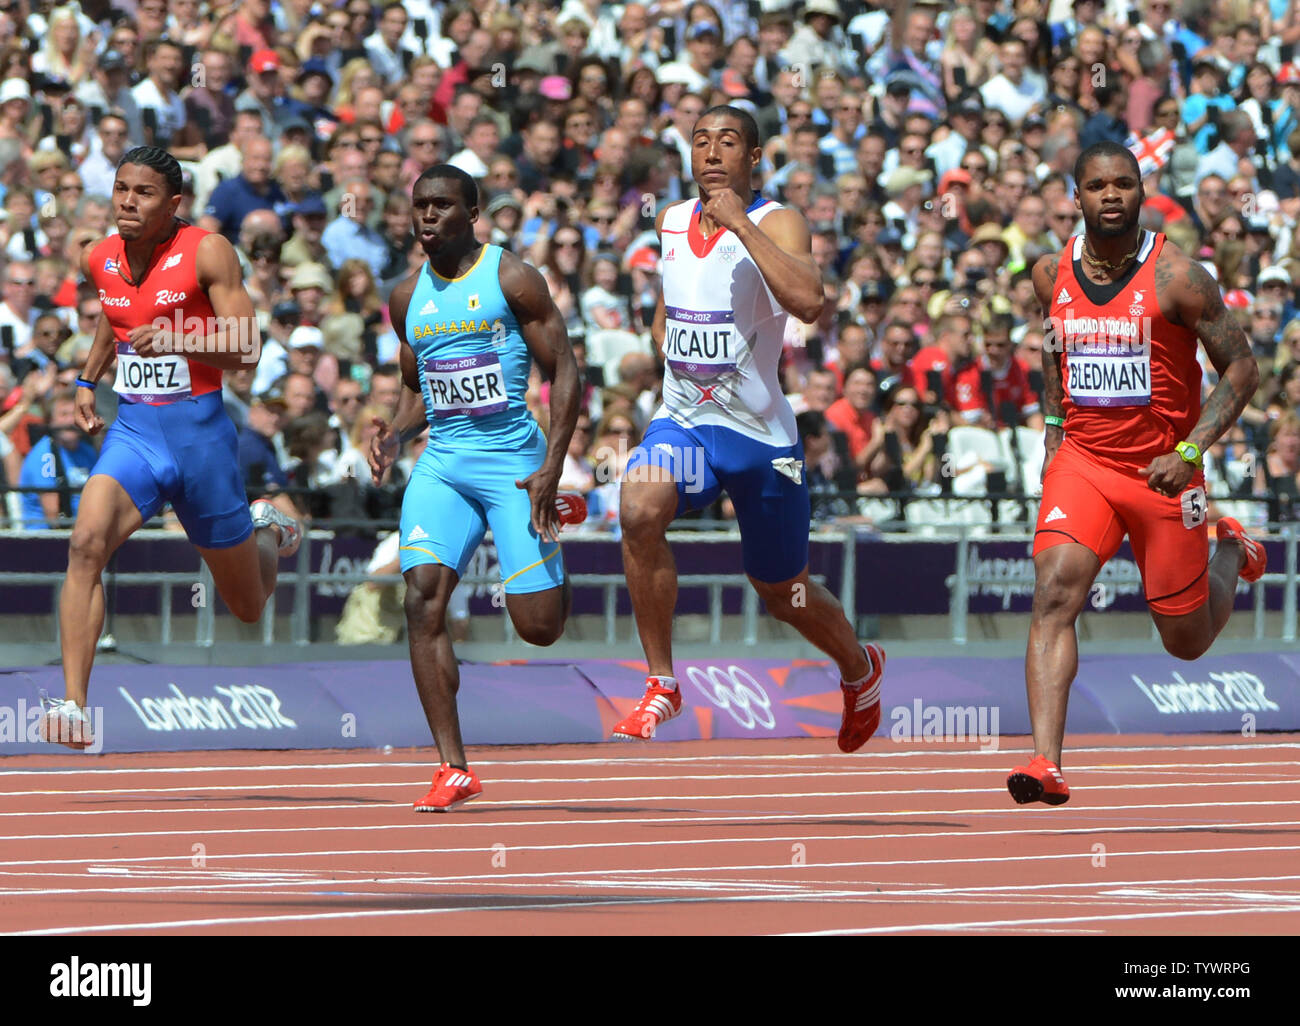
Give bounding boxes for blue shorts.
[93,391,252,549]
[398,434,565,594]
[626,418,810,583]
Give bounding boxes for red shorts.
[1033,440,1209,616]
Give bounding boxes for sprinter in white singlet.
[612,106,887,753]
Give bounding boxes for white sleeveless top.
[655,196,798,447]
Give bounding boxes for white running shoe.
[38,691,94,750]
[250,500,302,557]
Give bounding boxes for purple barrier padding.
[0,535,1286,619]
[2,652,1296,755]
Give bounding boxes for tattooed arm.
[1140,252,1260,496]
[1179,259,1260,453]
[1031,252,1065,480]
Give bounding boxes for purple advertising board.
[0,534,1285,621]
[2,651,1296,756]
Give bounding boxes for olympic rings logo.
[684,665,776,730]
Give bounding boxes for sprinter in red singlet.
[1007,141,1265,806]
[37,147,301,750]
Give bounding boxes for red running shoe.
[611,679,683,740]
[838,643,886,753]
[413,763,483,812]
[555,493,587,526]
[1217,516,1266,583]
[1006,755,1070,806]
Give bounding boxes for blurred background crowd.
[1,0,1299,536]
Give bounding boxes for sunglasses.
[555,239,582,248]
[8,278,33,286]
[893,400,920,408]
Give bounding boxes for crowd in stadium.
[1,0,1299,534]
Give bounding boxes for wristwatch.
[1175,441,1203,468]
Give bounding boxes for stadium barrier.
[0,519,1297,645]
[1,650,1297,755]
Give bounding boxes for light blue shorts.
[398,435,565,594]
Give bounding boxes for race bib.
[424,353,508,418]
[663,306,739,378]
[114,350,192,404]
[1066,343,1151,408]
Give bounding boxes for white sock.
[650,675,678,691]
[843,647,874,690]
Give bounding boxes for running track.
[2,733,1299,935]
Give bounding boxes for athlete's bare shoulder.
[1150,239,1206,327]
[1031,251,1063,308]
[388,268,420,333]
[78,236,108,278]
[195,230,244,287]
[497,246,554,324]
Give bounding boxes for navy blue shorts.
[92,391,253,549]
[626,419,810,583]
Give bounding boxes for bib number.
[1066,348,1151,407]
[1181,486,1207,529]
[114,350,192,403]
[663,306,739,378]
[424,353,508,418]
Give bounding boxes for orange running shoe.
[1217,516,1266,583]
[611,679,682,740]
[555,493,588,526]
[838,643,886,753]
[1006,755,1070,806]
[413,763,483,812]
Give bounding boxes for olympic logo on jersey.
[684,665,776,730]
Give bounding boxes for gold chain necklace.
[1082,240,1139,274]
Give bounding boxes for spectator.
[18,390,97,530]
[825,362,886,483]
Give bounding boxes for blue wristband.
[75,377,97,390]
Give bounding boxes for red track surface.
[2,733,1299,935]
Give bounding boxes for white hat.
[0,78,31,105]
[802,0,843,21]
[288,325,324,349]
[884,166,932,197]
[1258,266,1293,288]
[447,149,490,178]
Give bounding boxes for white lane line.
[2,760,1296,783]
[783,904,1300,936]
[5,813,1300,847]
[2,741,1297,777]
[4,775,1297,801]
[1,838,1296,874]
[10,887,1300,937]
[2,797,1298,852]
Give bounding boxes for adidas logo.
[419,299,438,315]
[406,525,429,541]
[162,253,182,270]
[1045,506,1067,523]
[444,771,474,788]
[1056,287,1072,304]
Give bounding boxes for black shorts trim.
[1146,562,1208,607]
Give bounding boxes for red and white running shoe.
[413,763,483,812]
[555,493,588,526]
[611,679,683,740]
[1006,755,1070,806]
[1217,516,1266,583]
[838,643,886,753]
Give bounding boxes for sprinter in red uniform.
[38,147,301,750]
[1008,141,1264,805]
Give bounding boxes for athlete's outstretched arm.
[704,198,824,323]
[501,251,580,543]
[127,233,261,371]
[1179,260,1260,454]
[1031,252,1065,477]
[370,275,427,484]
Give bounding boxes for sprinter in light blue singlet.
[398,243,558,588]
[369,164,582,812]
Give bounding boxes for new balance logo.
[1056,287,1072,304]
[161,253,183,270]
[406,525,428,542]
[419,299,438,315]
[1045,506,1067,523]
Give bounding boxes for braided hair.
[117,146,184,195]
